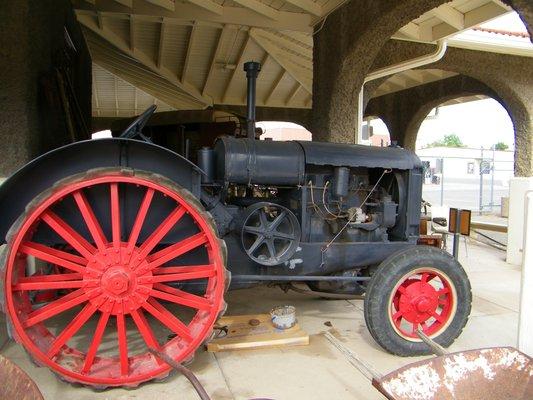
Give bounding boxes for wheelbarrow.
[0,354,44,400]
[325,331,533,400]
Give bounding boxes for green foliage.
[494,142,509,151]
[427,134,465,148]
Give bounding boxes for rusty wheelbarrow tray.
[324,331,533,400]
[0,354,44,400]
[373,347,533,400]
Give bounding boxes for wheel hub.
[84,245,153,315]
[398,281,439,323]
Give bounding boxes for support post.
[479,147,484,214]
[452,208,461,260]
[440,158,444,206]
[518,191,533,356]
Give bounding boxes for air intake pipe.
[244,61,261,140]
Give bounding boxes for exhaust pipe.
[244,61,261,140]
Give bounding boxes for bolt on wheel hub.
[84,245,155,315]
[389,269,456,339]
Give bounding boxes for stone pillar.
[0,0,91,177]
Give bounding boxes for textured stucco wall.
[365,75,500,148]
[368,41,533,177]
[311,0,532,175]
[0,0,91,177]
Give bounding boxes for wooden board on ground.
[207,314,309,352]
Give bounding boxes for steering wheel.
[119,105,157,142]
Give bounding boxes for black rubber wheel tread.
[1,167,229,389]
[363,245,471,356]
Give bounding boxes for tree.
[494,142,509,151]
[427,134,465,148]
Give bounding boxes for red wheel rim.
[388,268,456,340]
[4,173,225,387]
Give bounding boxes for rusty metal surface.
[374,347,533,400]
[0,354,44,400]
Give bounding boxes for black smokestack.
[244,61,261,140]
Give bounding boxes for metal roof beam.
[78,14,212,106]
[283,0,322,17]
[186,0,223,15]
[73,1,314,33]
[231,0,280,20]
[203,25,231,96]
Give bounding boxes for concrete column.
[0,0,91,177]
[507,178,533,265]
[518,188,533,355]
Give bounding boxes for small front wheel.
[364,246,471,356]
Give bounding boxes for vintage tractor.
[0,62,471,388]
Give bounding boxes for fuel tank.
[213,137,422,185]
[214,137,305,185]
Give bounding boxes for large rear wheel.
[2,168,227,388]
[364,246,471,356]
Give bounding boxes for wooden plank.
[207,314,309,352]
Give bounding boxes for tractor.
[0,62,471,388]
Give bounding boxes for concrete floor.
[0,240,521,400]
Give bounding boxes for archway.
[311,0,532,148]
[415,97,514,213]
[257,121,312,141]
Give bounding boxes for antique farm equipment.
[0,61,472,388]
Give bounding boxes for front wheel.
[364,246,471,356]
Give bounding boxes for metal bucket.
[373,347,533,400]
[0,354,44,400]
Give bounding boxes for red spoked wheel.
[389,268,456,340]
[364,246,471,356]
[3,169,227,388]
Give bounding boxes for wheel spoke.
[392,310,403,321]
[73,190,107,252]
[272,231,295,240]
[151,283,212,311]
[130,308,160,350]
[82,310,110,374]
[421,272,430,283]
[126,188,155,254]
[12,273,85,291]
[116,313,129,376]
[243,226,263,235]
[143,298,193,342]
[23,288,93,327]
[431,311,444,323]
[145,233,207,271]
[41,211,95,259]
[110,183,121,247]
[138,206,186,260]
[266,239,276,259]
[269,211,287,230]
[437,288,450,296]
[259,210,268,229]
[146,265,216,283]
[19,242,86,273]
[47,303,98,358]
[247,236,264,254]
[397,285,407,295]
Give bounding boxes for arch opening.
[257,121,312,141]
[414,97,515,214]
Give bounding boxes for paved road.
[422,182,508,212]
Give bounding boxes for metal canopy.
[74,0,522,117]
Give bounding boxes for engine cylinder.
[214,137,305,185]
